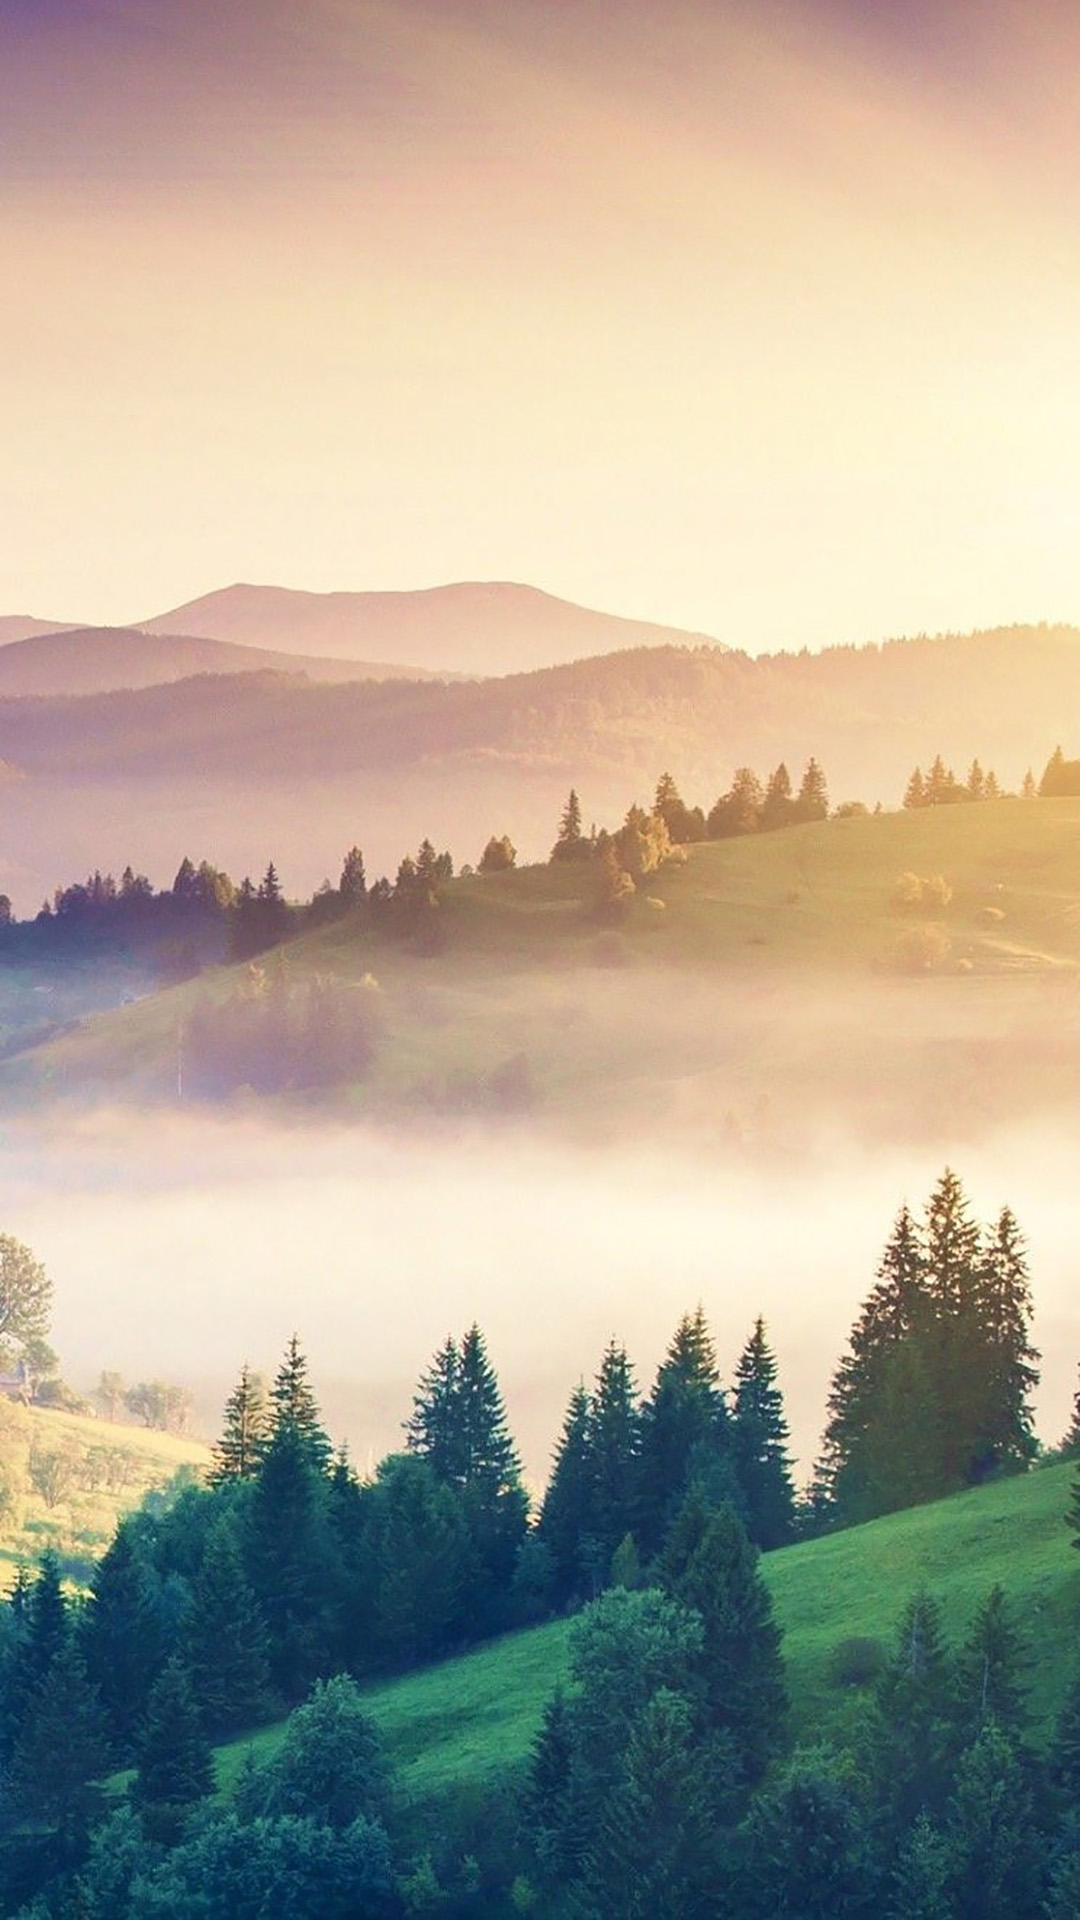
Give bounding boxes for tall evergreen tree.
[11,1638,110,1837]
[974,1209,1039,1476]
[761,761,794,830]
[945,1719,1042,1920]
[132,1655,215,1840]
[954,1584,1027,1739]
[537,1382,597,1605]
[208,1362,269,1484]
[637,1308,732,1560]
[740,1745,879,1918]
[658,1495,786,1785]
[269,1334,331,1471]
[405,1335,461,1478]
[733,1318,796,1549]
[874,1590,955,1829]
[82,1523,169,1749]
[886,1815,952,1920]
[551,788,586,861]
[338,846,367,908]
[584,1688,724,1919]
[590,1341,643,1573]
[796,757,829,822]
[245,1417,331,1696]
[925,1171,994,1487]
[1062,1365,1080,1454]
[184,1520,271,1736]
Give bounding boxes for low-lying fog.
[4,1113,1068,1482]
[5,1107,1077,1487]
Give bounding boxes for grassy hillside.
[0,1400,209,1586]
[10,798,1080,1142]
[213,1460,1079,1805]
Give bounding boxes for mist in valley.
[5,1095,1077,1491]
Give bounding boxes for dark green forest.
[0,1172,1078,1915]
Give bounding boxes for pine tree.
[974,1210,1039,1476]
[1040,745,1067,796]
[454,1325,529,1621]
[1050,1670,1080,1801]
[740,1745,878,1917]
[245,1418,330,1696]
[590,1342,642,1568]
[886,1815,952,1920]
[821,1204,929,1522]
[732,1318,796,1549]
[875,1589,955,1828]
[184,1520,271,1736]
[966,759,986,801]
[11,1638,110,1835]
[339,846,367,907]
[584,1688,722,1918]
[538,1382,597,1604]
[761,761,794,830]
[1021,767,1037,800]
[925,1171,993,1486]
[552,789,588,861]
[82,1524,169,1749]
[406,1335,461,1479]
[658,1495,786,1784]
[1061,1366,1080,1454]
[945,1719,1041,1920]
[904,767,926,809]
[132,1655,214,1839]
[269,1334,331,1470]
[796,757,829,822]
[954,1585,1026,1739]
[209,1362,269,1484]
[637,1308,732,1559]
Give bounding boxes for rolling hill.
[0,625,448,699]
[9,798,1080,1151]
[0,621,1076,914]
[141,579,722,675]
[209,1459,1080,1805]
[0,617,78,647]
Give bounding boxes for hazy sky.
[3,0,1079,647]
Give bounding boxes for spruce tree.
[82,1524,168,1749]
[13,1547,69,1722]
[875,1589,955,1829]
[955,1584,1027,1739]
[923,1171,984,1487]
[761,761,794,830]
[1049,1669,1080,1802]
[590,1341,642,1570]
[455,1324,529,1618]
[904,767,926,809]
[132,1655,215,1839]
[184,1520,271,1736]
[584,1688,723,1919]
[11,1638,110,1835]
[733,1317,796,1549]
[405,1335,461,1478]
[974,1209,1039,1476]
[796,757,829,822]
[538,1381,597,1604]
[339,846,367,907]
[658,1495,786,1785]
[208,1362,269,1484]
[1061,1365,1080,1454]
[269,1334,331,1471]
[637,1307,732,1559]
[945,1719,1041,1920]
[551,788,586,861]
[740,1745,879,1917]
[245,1417,330,1696]
[886,1815,952,1920]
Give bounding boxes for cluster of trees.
[1038,746,1080,797]
[538,1311,795,1607]
[814,1172,1039,1527]
[903,757,1006,808]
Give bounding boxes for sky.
[2,0,1079,649]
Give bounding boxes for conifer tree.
[590,1341,642,1569]
[875,1589,955,1828]
[209,1362,269,1484]
[1062,1366,1080,1454]
[1050,1670,1080,1801]
[528,1686,583,1882]
[132,1655,215,1840]
[82,1524,169,1749]
[796,757,829,822]
[538,1381,597,1604]
[637,1308,732,1559]
[945,1719,1041,1920]
[974,1209,1039,1476]
[339,846,367,907]
[20,1547,68,1697]
[904,767,926,809]
[406,1335,461,1478]
[733,1318,796,1549]
[955,1585,1026,1741]
[245,1417,330,1695]
[740,1745,878,1917]
[886,1814,952,1920]
[761,761,794,830]
[269,1334,331,1471]
[11,1638,110,1836]
[184,1520,271,1736]
[658,1495,786,1784]
[551,789,588,861]
[584,1688,723,1918]
[925,1172,994,1486]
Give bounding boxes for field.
[213,1458,1080,1805]
[8,798,1080,1142]
[0,1400,209,1586]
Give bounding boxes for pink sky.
[3,0,1079,649]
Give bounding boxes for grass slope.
[10,798,1080,1132]
[0,1401,209,1585]
[214,1460,1079,1805]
